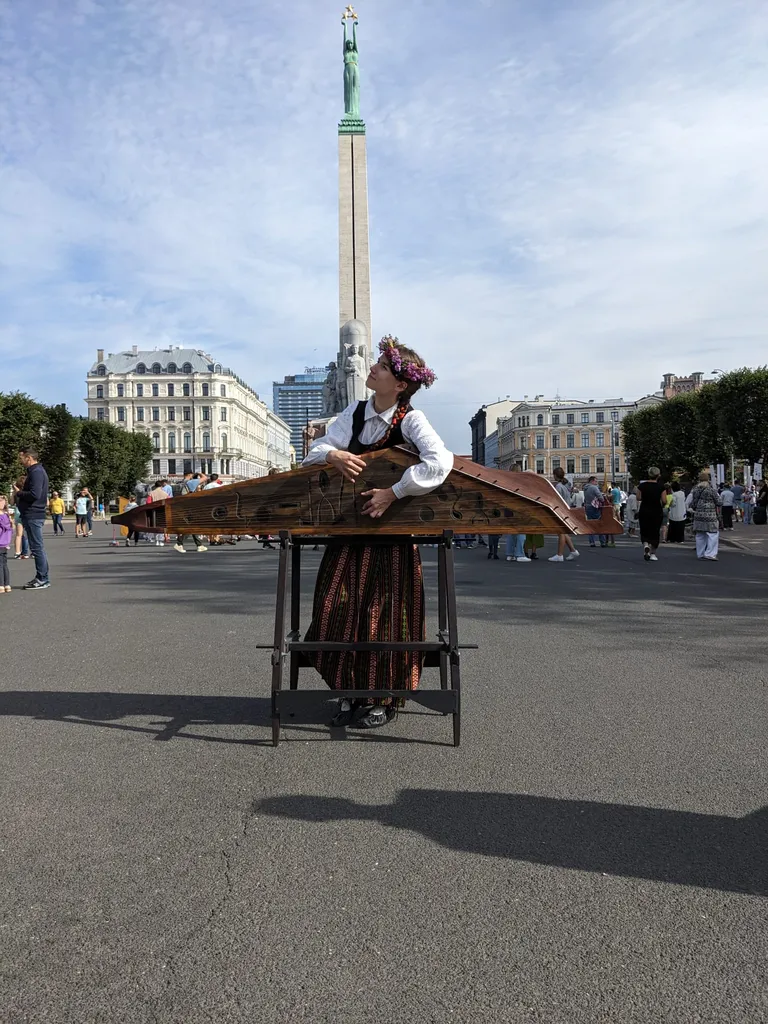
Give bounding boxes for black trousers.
[0,548,9,587]
[722,506,733,529]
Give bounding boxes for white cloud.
[0,0,766,453]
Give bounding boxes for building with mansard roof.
[85,345,291,483]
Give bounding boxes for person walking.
[148,480,170,545]
[486,534,500,559]
[0,494,12,593]
[636,468,666,562]
[624,490,639,537]
[549,467,579,562]
[742,484,755,525]
[74,489,90,538]
[49,491,66,535]
[690,470,722,560]
[13,446,51,589]
[720,483,735,530]
[666,482,687,543]
[505,534,529,562]
[608,482,622,547]
[583,476,607,548]
[123,495,141,546]
[12,492,30,559]
[83,487,95,534]
[173,473,208,553]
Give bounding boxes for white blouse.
[303,399,454,499]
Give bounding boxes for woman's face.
[367,355,405,397]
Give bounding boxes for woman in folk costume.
[302,336,453,729]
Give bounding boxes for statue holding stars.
[342,6,360,119]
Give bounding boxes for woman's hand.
[361,487,397,519]
[326,449,366,482]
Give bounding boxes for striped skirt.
[305,542,425,690]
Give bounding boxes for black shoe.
[487,552,492,559]
[493,554,499,559]
[13,554,21,559]
[330,698,359,727]
[24,579,50,590]
[354,705,396,729]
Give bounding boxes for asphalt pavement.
[1,526,766,1024]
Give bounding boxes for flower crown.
[378,336,436,389]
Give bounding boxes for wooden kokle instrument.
[111,448,622,536]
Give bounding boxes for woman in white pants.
[689,470,722,560]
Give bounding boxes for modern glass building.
[272,366,330,456]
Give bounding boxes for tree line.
[0,392,153,499]
[621,367,768,482]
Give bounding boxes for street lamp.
[611,409,619,486]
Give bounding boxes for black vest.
[348,400,411,455]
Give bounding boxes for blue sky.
[1,0,766,453]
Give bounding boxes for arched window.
[151,362,162,374]
[96,385,104,399]
[152,432,161,452]
[167,362,176,374]
[213,363,222,373]
[136,363,146,374]
[182,362,192,374]
[202,432,211,452]
[96,364,106,376]
[537,413,544,426]
[168,431,176,453]
[221,433,228,451]
[183,432,192,452]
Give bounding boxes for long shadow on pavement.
[256,790,767,897]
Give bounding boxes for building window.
[596,456,605,472]
[152,459,161,475]
[96,408,105,421]
[167,363,177,374]
[581,432,590,448]
[96,385,104,398]
[167,383,175,397]
[136,363,146,374]
[520,435,527,449]
[137,408,144,422]
[202,432,211,452]
[168,432,176,453]
[566,433,575,448]
[566,458,575,474]
[136,383,144,397]
[96,364,106,376]
[152,407,160,421]
[167,407,175,421]
[596,431,605,447]
[581,412,589,423]
[183,406,191,421]
[536,413,543,426]
[614,456,621,473]
[220,384,226,397]
[536,459,545,474]
[152,384,159,397]
[566,413,574,425]
[536,434,545,449]
[552,457,561,470]
[220,408,227,422]
[182,362,192,374]
[152,432,160,451]
[183,383,190,397]
[151,362,161,374]
[581,457,590,474]
[201,406,210,421]
[552,434,560,449]
[202,383,209,397]
[183,432,192,452]
[117,384,124,397]
[220,459,225,474]
[225,459,231,475]
[183,459,192,474]
[552,414,560,426]
[117,407,125,422]
[596,411,605,423]
[168,458,176,475]
[221,433,228,451]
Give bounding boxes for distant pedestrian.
[12,491,30,559]
[123,495,140,546]
[74,489,91,538]
[0,494,12,593]
[13,446,51,589]
[624,491,639,536]
[583,476,607,548]
[742,484,755,525]
[549,467,579,561]
[49,491,66,535]
[486,534,500,559]
[83,488,95,534]
[636,468,666,562]
[690,470,722,560]
[148,481,170,545]
[505,534,528,562]
[572,487,585,509]
[720,483,735,530]
[666,482,687,543]
[173,473,208,553]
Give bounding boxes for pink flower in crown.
[378,336,436,388]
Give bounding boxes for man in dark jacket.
[13,446,50,589]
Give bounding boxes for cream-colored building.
[497,395,663,484]
[85,346,291,483]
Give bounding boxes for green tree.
[0,392,47,492]
[710,367,768,466]
[695,384,732,465]
[657,393,704,479]
[118,431,153,496]
[77,420,130,500]
[40,404,81,492]
[621,406,673,483]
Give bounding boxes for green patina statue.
[342,16,360,118]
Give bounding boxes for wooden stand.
[261,529,475,748]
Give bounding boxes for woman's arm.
[302,403,356,465]
[394,410,454,498]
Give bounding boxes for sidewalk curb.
[719,531,768,555]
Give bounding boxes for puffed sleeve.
[393,409,454,498]
[302,402,357,465]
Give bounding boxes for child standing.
[0,494,13,592]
